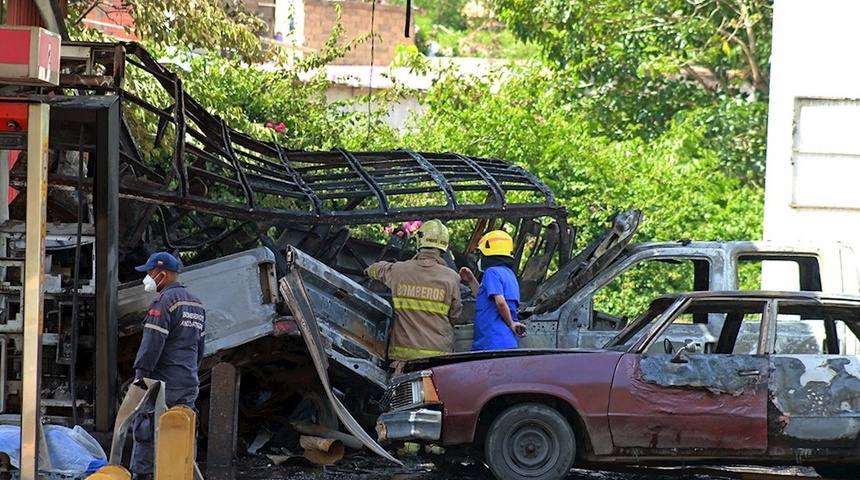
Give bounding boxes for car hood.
[403,347,609,372]
[521,209,642,316]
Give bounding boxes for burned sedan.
[376,291,860,480]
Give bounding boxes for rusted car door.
[606,299,770,454]
[767,299,860,449]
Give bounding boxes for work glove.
[133,378,148,391]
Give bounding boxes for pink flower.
[402,220,422,234]
[588,205,596,212]
[396,230,405,237]
[265,122,274,128]
[384,226,393,235]
[274,122,286,133]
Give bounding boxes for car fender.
[431,352,619,452]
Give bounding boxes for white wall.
[763,0,860,251]
[325,85,424,128]
[275,0,304,45]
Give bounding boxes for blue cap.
[134,252,181,273]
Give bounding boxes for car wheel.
[485,403,576,480]
[814,464,860,479]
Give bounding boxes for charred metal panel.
[430,352,622,455]
[639,354,766,394]
[525,210,641,316]
[515,319,559,349]
[770,355,860,445]
[607,354,768,452]
[278,265,401,464]
[285,245,392,366]
[117,247,279,354]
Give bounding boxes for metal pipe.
[69,126,85,426]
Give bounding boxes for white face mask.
[143,274,158,293]
[477,257,484,273]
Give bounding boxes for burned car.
[376,290,860,480]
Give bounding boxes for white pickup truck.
[519,211,860,349]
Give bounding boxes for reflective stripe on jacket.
[388,344,448,360]
[134,282,206,388]
[368,249,463,361]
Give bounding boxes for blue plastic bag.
[0,424,107,477]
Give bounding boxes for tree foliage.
[490,0,773,186]
[399,62,763,245]
[492,0,772,94]
[68,0,267,59]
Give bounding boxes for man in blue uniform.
[459,230,527,350]
[130,252,206,480]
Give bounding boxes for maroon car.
[376,291,860,480]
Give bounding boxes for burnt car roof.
[655,290,860,303]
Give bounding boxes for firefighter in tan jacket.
[365,219,463,374]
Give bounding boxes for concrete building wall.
[763,0,860,251]
[325,84,423,127]
[302,0,414,66]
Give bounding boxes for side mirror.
[670,340,698,364]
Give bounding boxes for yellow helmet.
[416,219,449,251]
[477,230,514,258]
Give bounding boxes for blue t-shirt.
[472,266,520,351]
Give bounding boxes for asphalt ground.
[208,451,822,480]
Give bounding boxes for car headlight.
[384,370,441,411]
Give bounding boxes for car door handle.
[738,369,760,377]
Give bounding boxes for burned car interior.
[605,293,860,356]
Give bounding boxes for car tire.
[485,403,576,480]
[814,464,860,479]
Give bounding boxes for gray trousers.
[130,385,199,475]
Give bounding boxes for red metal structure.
[5,0,67,38]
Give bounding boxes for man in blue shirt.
[130,252,206,480]
[459,230,527,350]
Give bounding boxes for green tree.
[490,0,773,186]
[401,62,763,244]
[492,0,771,94]
[68,0,267,59]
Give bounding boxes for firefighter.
[459,230,527,350]
[365,219,463,375]
[130,252,206,480]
